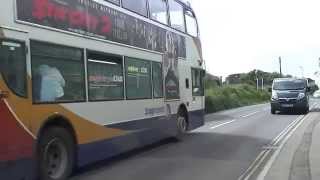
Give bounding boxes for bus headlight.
[298,92,306,100]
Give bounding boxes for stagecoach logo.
[145,107,165,116]
[16,0,184,100]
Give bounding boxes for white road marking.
[210,120,236,129]
[238,102,318,180]
[270,115,304,145]
[243,151,270,180]
[240,111,261,118]
[237,150,267,180]
[271,102,318,145]
[256,103,318,180]
[240,114,306,180]
[256,118,308,180]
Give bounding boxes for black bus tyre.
[38,127,76,180]
[271,108,276,114]
[175,109,188,141]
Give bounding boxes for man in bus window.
[38,65,65,102]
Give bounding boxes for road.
[71,100,319,180]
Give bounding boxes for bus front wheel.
[38,127,76,180]
[175,108,188,140]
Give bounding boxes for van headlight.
[297,92,306,100]
[271,92,279,100]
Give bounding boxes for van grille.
[277,92,299,99]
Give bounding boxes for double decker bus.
[0,0,205,179]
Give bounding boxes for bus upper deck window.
[168,0,185,32]
[149,0,169,25]
[122,0,148,17]
[185,10,198,37]
[0,40,27,97]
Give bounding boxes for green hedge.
[205,84,270,113]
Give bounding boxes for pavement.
[71,100,320,180]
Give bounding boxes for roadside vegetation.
[205,70,319,113]
[205,84,270,113]
[204,70,274,113]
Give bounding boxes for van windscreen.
[273,80,306,90]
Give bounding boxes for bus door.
[191,68,205,110]
[178,60,193,107]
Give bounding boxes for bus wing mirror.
[268,88,272,92]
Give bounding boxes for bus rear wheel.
[38,127,75,180]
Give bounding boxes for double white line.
[238,103,318,180]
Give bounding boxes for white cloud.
[190,0,320,80]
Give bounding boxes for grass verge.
[205,84,270,113]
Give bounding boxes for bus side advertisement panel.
[15,0,186,57]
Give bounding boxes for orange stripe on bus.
[0,77,127,145]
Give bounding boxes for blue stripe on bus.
[77,109,205,167]
[0,110,204,179]
[188,109,205,130]
[107,109,205,131]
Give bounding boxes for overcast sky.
[189,0,320,81]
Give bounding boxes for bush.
[205,84,270,113]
